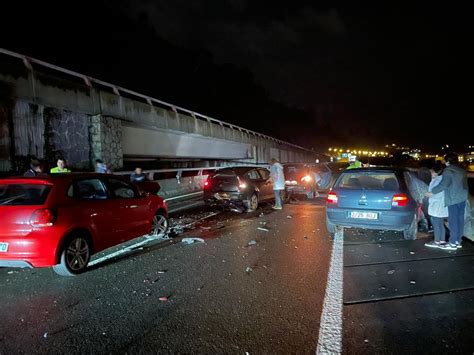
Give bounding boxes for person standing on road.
[346,160,362,170]
[405,170,430,232]
[50,156,71,173]
[23,159,43,177]
[95,159,108,174]
[426,153,468,250]
[311,168,322,198]
[269,158,285,210]
[130,167,147,184]
[424,163,449,248]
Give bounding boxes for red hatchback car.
[0,173,168,276]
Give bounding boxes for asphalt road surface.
[1,198,473,354]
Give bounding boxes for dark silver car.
[203,166,274,212]
[283,163,318,199]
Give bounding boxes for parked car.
[326,167,420,239]
[283,163,319,199]
[313,162,349,192]
[0,173,168,276]
[203,166,274,212]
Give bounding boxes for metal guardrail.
[0,47,313,152]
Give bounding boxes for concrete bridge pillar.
[90,115,123,170]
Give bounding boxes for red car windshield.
[0,183,51,206]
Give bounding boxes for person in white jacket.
[425,163,449,248]
[269,158,285,210]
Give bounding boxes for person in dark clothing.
[130,167,147,184]
[426,153,469,250]
[405,170,430,232]
[23,159,43,177]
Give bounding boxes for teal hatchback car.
[326,167,420,239]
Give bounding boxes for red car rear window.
[0,184,51,206]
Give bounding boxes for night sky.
[0,1,456,152]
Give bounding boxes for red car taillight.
[203,179,211,190]
[392,193,409,207]
[30,208,55,227]
[237,176,248,190]
[327,191,338,204]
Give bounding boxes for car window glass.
[74,179,108,200]
[108,179,136,199]
[0,184,51,205]
[245,170,261,181]
[257,168,270,180]
[337,173,399,190]
[284,165,306,179]
[67,184,73,197]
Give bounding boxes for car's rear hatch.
[0,180,52,238]
[284,165,308,185]
[334,171,400,211]
[209,173,240,192]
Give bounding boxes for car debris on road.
[181,237,205,244]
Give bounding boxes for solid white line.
[316,227,344,354]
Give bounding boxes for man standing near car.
[50,156,71,174]
[426,153,468,250]
[130,167,147,184]
[24,158,44,177]
[269,158,285,210]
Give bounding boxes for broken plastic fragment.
[410,280,416,284]
[181,237,205,244]
[245,267,253,273]
[286,215,293,219]
[159,297,168,301]
[247,240,257,246]
[387,270,395,275]
[257,227,269,232]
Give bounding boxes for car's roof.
[214,166,267,174]
[283,162,309,166]
[0,173,124,183]
[341,166,405,173]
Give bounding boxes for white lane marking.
[316,227,344,354]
